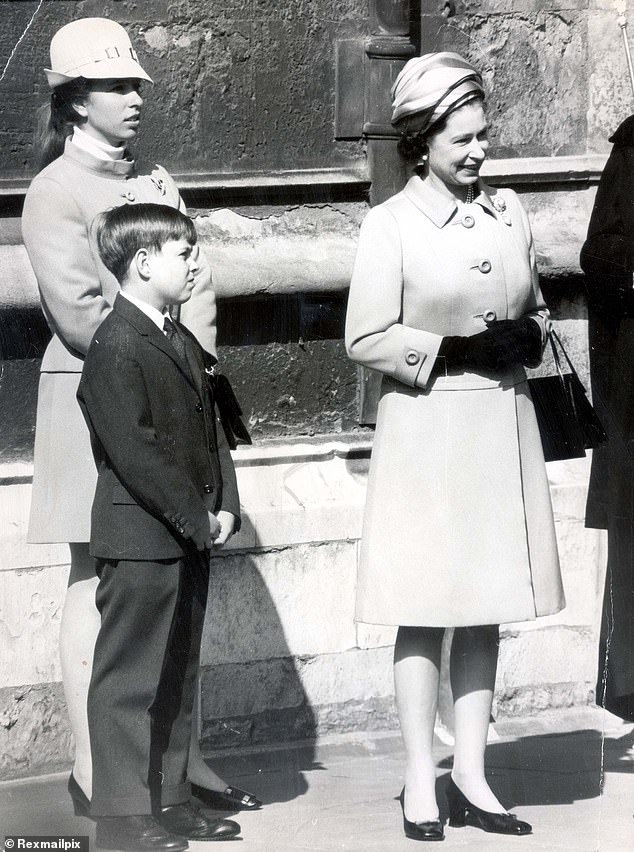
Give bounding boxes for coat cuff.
[394,335,442,390]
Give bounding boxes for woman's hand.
[487,318,542,367]
[437,318,542,372]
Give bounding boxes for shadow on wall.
[200,535,318,804]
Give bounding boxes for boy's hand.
[191,512,221,550]
[212,510,237,548]
[207,511,222,544]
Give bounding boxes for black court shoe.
[446,777,532,835]
[398,788,445,841]
[68,774,94,821]
[191,782,262,811]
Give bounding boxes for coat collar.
[402,174,499,228]
[62,138,136,180]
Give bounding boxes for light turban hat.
[391,52,484,132]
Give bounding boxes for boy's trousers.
[88,553,209,817]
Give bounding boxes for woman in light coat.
[22,17,259,816]
[345,52,564,841]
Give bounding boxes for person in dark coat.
[580,116,634,723]
[77,203,242,850]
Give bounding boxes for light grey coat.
[22,140,216,543]
[345,176,565,627]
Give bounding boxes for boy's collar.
[119,290,167,332]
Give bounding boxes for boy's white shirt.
[119,290,168,332]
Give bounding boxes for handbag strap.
[549,329,582,382]
[546,330,565,380]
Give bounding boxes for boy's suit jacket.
[77,293,240,561]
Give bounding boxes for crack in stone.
[0,0,45,84]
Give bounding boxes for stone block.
[587,10,634,151]
[355,621,397,650]
[0,561,67,688]
[220,340,360,441]
[521,187,596,279]
[199,646,397,749]
[297,646,395,706]
[498,624,597,689]
[202,540,358,664]
[0,682,72,779]
[494,682,594,718]
[228,449,367,550]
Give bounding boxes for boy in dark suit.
[77,203,241,850]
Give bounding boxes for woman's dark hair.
[34,77,92,171]
[396,93,485,165]
[94,202,197,283]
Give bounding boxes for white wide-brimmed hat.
[45,17,153,88]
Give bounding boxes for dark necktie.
[163,315,191,376]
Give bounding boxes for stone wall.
[0,0,631,779]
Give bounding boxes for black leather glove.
[487,318,543,367]
[437,328,507,372]
[437,318,542,372]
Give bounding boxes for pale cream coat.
[22,140,217,543]
[345,177,564,627]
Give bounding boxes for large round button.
[478,260,492,273]
[482,309,497,323]
[405,350,420,366]
[462,215,475,229]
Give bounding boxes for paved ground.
[1,708,632,851]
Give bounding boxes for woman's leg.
[450,624,505,812]
[186,683,229,792]
[394,625,444,821]
[60,543,100,798]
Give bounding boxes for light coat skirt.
[28,371,96,543]
[355,374,564,627]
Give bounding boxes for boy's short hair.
[95,202,197,283]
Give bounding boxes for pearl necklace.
[465,184,475,205]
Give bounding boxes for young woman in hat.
[22,17,260,819]
[346,52,564,840]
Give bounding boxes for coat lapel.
[113,294,198,391]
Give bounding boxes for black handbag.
[528,330,607,463]
[203,354,252,450]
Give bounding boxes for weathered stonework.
[0,0,626,783]
[0,683,71,778]
[0,0,368,180]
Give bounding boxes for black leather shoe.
[399,788,445,841]
[157,803,240,841]
[446,778,532,835]
[68,774,94,821]
[96,815,189,851]
[191,782,262,811]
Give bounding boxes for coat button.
[203,484,214,494]
[462,215,475,228]
[478,260,492,273]
[405,350,420,365]
[195,401,203,412]
[482,309,497,323]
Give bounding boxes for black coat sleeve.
[581,116,634,324]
